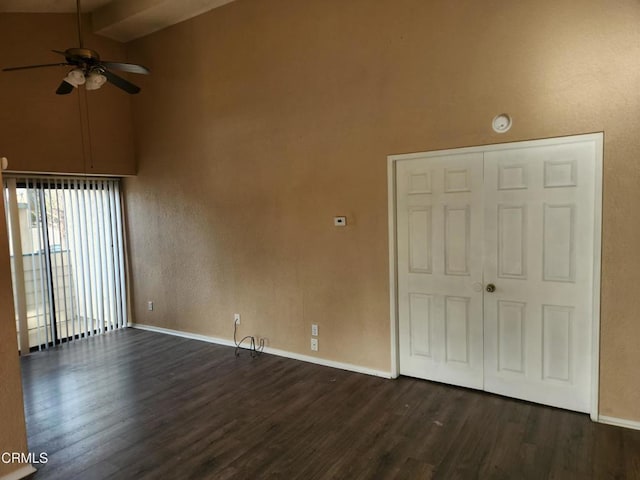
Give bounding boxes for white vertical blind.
[2,176,128,351]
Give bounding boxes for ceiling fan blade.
[56,80,74,95]
[3,63,70,72]
[102,62,150,75]
[102,70,141,94]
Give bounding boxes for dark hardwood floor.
[21,328,640,480]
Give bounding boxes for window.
[2,176,127,351]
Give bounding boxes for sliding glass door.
[2,177,127,352]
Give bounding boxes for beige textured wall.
[125,0,640,420]
[0,170,30,478]
[0,13,136,176]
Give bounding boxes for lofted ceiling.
[1,1,114,13]
[0,0,237,41]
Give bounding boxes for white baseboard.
[263,346,392,378]
[598,415,640,431]
[131,323,236,348]
[0,465,37,480]
[130,323,392,379]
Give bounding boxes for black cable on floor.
[233,320,264,358]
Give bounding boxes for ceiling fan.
[2,0,149,95]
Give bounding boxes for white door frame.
[387,133,603,420]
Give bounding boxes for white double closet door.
[396,134,601,414]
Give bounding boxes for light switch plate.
[334,216,347,227]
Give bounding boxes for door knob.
[486,283,496,293]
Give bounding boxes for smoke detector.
[492,114,512,133]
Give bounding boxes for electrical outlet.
[311,338,318,351]
[147,301,153,311]
[311,324,318,336]
[234,313,240,324]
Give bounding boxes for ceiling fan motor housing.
[65,48,100,63]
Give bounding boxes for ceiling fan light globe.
[64,68,85,87]
[85,72,107,91]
